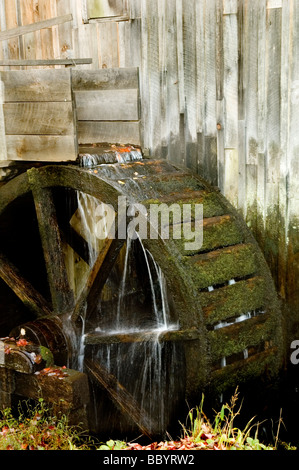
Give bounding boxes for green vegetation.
[0,398,93,450]
[0,391,295,450]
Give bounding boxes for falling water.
[115,235,132,330]
[64,187,183,434]
[63,191,104,371]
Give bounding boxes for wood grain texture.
[0,13,73,42]
[72,67,139,90]
[6,135,77,161]
[0,58,92,66]
[75,89,139,121]
[1,69,72,101]
[4,101,74,135]
[78,120,141,145]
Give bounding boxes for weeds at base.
[0,390,296,450]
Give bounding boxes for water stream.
[65,185,184,435]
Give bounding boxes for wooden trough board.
[0,69,77,163]
[72,67,141,146]
[0,67,141,163]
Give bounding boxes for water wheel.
[0,158,282,437]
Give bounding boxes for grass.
[0,390,296,450]
[0,398,94,450]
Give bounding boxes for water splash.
[78,147,143,168]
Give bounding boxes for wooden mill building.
[0,0,298,375]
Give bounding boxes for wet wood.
[0,70,5,157]
[201,276,266,326]
[0,339,52,374]
[0,160,283,410]
[0,252,51,318]
[208,312,271,359]
[86,237,126,319]
[84,328,200,345]
[28,168,75,315]
[171,214,243,255]
[15,366,90,409]
[211,347,278,377]
[72,235,120,323]
[85,358,155,438]
[0,170,30,212]
[188,243,257,289]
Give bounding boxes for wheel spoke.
[72,234,125,323]
[28,168,75,315]
[0,252,52,318]
[85,358,156,438]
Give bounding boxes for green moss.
[171,216,243,255]
[186,244,257,289]
[208,317,276,359]
[210,351,280,395]
[39,346,54,368]
[200,277,266,326]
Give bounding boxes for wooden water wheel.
[0,159,283,437]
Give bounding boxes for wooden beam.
[85,358,156,437]
[84,328,201,345]
[0,14,73,42]
[0,59,92,67]
[0,252,52,318]
[28,168,75,315]
[85,237,125,319]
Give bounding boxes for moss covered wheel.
[0,159,283,436]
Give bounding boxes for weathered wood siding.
[0,0,299,328]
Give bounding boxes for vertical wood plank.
[0,78,8,161]
[176,0,185,114]
[76,22,99,69]
[139,0,150,151]
[146,0,161,155]
[56,0,74,59]
[286,0,299,310]
[264,5,282,286]
[222,6,239,206]
[244,0,259,231]
[278,0,292,300]
[0,0,9,69]
[4,0,20,67]
[97,22,117,68]
[19,0,39,66]
[165,0,180,160]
